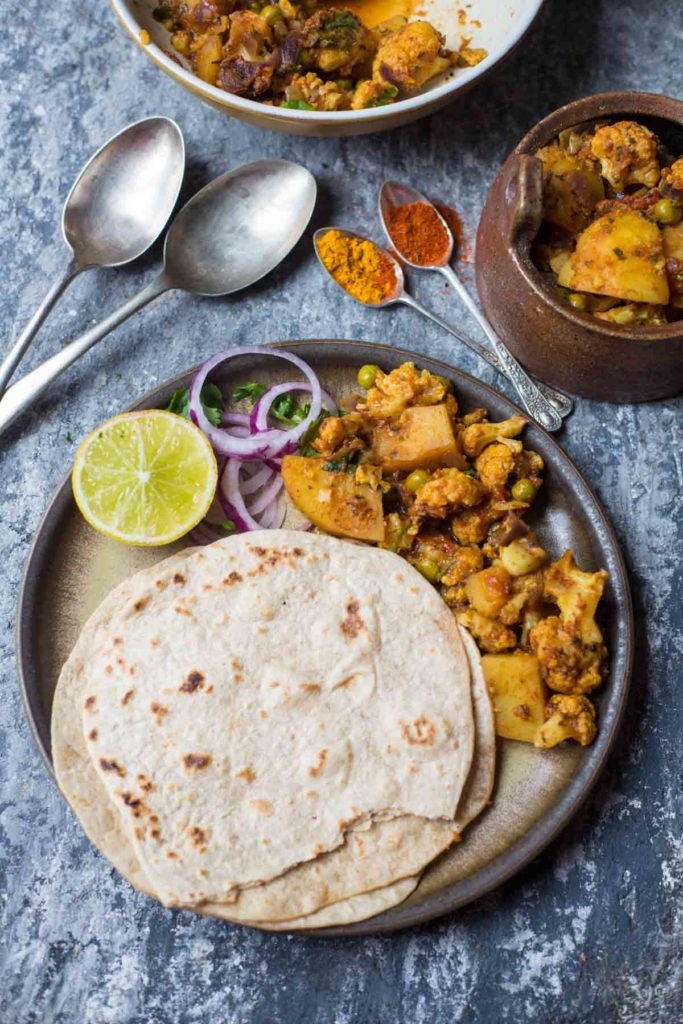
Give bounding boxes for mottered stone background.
[1,0,681,1020]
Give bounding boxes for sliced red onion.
[247,474,283,516]
[260,493,286,529]
[189,522,223,546]
[189,348,322,459]
[222,411,251,426]
[218,458,267,533]
[241,464,274,495]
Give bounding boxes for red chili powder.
[436,205,469,261]
[385,201,451,266]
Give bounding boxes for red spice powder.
[436,204,469,261]
[385,201,450,266]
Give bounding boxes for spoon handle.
[0,257,82,398]
[397,292,564,431]
[0,275,169,440]
[437,264,573,418]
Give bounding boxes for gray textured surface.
[1,0,682,1021]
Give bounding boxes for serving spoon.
[314,227,565,432]
[378,180,573,422]
[0,117,185,398]
[0,160,317,439]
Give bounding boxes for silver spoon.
[0,117,185,398]
[314,228,564,432]
[0,160,317,439]
[378,181,572,423]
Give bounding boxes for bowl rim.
[110,0,546,126]
[509,90,683,345]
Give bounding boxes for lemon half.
[72,410,218,546]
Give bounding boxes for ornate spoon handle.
[396,293,564,431]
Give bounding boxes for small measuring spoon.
[0,117,185,398]
[0,160,317,439]
[378,181,573,423]
[314,227,564,432]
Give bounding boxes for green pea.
[357,364,380,389]
[414,558,441,583]
[568,292,588,311]
[654,198,682,225]
[512,478,536,503]
[261,4,283,25]
[405,469,430,493]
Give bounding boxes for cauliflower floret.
[351,79,398,109]
[660,157,683,202]
[498,569,545,626]
[373,21,451,95]
[475,442,516,491]
[380,512,417,553]
[455,608,517,653]
[312,416,346,457]
[529,616,606,694]
[461,415,527,458]
[300,9,374,74]
[590,121,660,190]
[545,551,608,645]
[440,544,484,587]
[534,694,597,748]
[284,72,351,111]
[361,362,446,420]
[451,503,497,545]
[414,468,485,517]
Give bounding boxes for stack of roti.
[52,531,495,929]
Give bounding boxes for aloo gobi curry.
[155,1,486,109]
[532,119,683,325]
[281,362,609,749]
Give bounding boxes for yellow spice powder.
[316,229,396,304]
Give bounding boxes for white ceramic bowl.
[111,0,545,136]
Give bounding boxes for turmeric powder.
[316,229,397,304]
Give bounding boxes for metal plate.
[16,339,633,936]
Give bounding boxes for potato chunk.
[481,653,548,743]
[537,141,605,234]
[558,209,669,305]
[195,34,223,85]
[371,404,458,473]
[464,566,512,619]
[281,456,384,542]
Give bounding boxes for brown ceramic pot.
[476,92,683,402]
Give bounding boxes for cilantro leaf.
[281,100,314,110]
[167,384,224,427]
[232,381,267,406]
[222,519,236,533]
[298,411,331,456]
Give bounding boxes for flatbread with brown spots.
[52,534,492,926]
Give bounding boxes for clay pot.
[476,92,683,402]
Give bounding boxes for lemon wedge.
[72,410,218,546]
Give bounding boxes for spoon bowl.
[165,161,317,295]
[64,117,185,269]
[378,181,571,424]
[314,225,567,429]
[0,161,318,439]
[313,227,405,308]
[0,116,185,398]
[379,180,455,270]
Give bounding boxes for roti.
[59,531,475,907]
